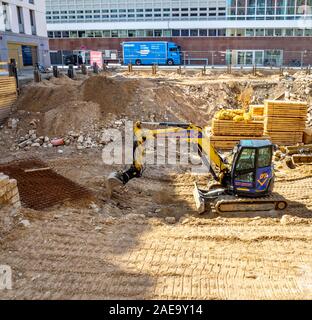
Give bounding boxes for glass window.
[305,29,312,36]
[257,147,272,168]
[181,29,189,36]
[236,148,256,171]
[236,172,254,182]
[163,30,171,37]
[136,30,145,37]
[218,29,226,36]
[295,28,304,36]
[265,29,274,36]
[255,28,265,36]
[103,30,110,37]
[94,31,102,37]
[199,29,208,36]
[172,29,180,36]
[246,29,254,36]
[146,30,153,37]
[118,30,127,37]
[86,30,94,37]
[62,31,69,38]
[128,30,136,37]
[111,30,118,37]
[285,29,294,36]
[236,28,245,36]
[69,31,77,38]
[154,30,162,37]
[78,31,86,38]
[209,29,217,36]
[190,29,198,36]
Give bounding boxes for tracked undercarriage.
[194,184,288,214]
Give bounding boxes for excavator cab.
[231,140,274,197]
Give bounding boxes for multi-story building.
[0,0,50,68]
[46,0,312,66]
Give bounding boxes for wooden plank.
[211,119,264,137]
[210,135,269,141]
[286,144,312,155]
[264,130,303,145]
[210,135,270,150]
[264,100,307,118]
[250,105,264,117]
[24,167,51,173]
[303,128,312,144]
[292,154,312,164]
[264,117,306,132]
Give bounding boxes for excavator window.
[235,148,256,171]
[257,146,272,168]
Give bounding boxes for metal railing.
[48,49,312,68]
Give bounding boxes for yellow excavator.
[107,121,287,214]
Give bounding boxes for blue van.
[122,41,182,65]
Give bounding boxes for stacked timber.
[250,105,264,117]
[210,134,270,150]
[210,117,265,150]
[263,100,307,145]
[211,119,264,137]
[250,104,264,121]
[0,76,17,124]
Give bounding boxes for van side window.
[169,48,178,52]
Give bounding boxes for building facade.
[0,0,50,68]
[46,0,312,66]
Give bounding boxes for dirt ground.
[1,69,312,300]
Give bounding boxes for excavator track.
[214,193,287,214]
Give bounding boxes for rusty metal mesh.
[0,159,93,210]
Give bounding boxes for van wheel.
[167,59,174,65]
[135,59,141,66]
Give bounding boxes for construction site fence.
[47,49,312,69]
[2,48,312,75]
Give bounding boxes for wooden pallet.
[250,105,264,117]
[211,119,264,137]
[303,128,312,144]
[264,117,306,132]
[292,154,312,164]
[264,131,303,145]
[286,144,312,155]
[264,100,307,118]
[0,76,17,123]
[210,135,270,150]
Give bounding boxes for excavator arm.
[107,121,229,188]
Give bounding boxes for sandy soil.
[1,70,312,300]
[0,148,312,300]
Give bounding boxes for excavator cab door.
[231,141,274,196]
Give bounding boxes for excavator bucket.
[106,172,124,198]
[193,182,206,214]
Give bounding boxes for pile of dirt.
[9,72,283,141]
[41,101,101,136]
[15,75,80,113]
[83,75,138,116]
